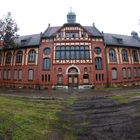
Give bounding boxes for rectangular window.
[14,69,17,80]
[42,75,44,81]
[45,74,47,81]
[0,70,1,79]
[48,74,50,82]
[112,69,117,80]
[7,69,11,80]
[96,74,98,81]
[3,69,7,80]
[102,74,104,80]
[28,69,33,81]
[127,68,131,79]
[134,68,137,78]
[138,68,140,77]
[55,46,90,60]
[19,69,22,80]
[43,58,50,70]
[122,68,127,79]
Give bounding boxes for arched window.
[58,68,62,73]
[121,49,128,61]
[95,57,102,70]
[16,51,23,63]
[112,68,117,80]
[28,50,36,62]
[43,58,50,70]
[94,47,101,55]
[57,74,63,85]
[44,48,51,55]
[28,69,34,81]
[132,50,138,62]
[122,68,127,79]
[109,48,116,62]
[6,52,12,64]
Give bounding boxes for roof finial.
[70,7,72,12]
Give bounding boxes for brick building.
[0,11,140,89]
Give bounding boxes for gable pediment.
[55,23,92,38]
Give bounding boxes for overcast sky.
[0,0,140,36]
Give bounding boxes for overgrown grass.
[111,92,140,103]
[0,96,76,140]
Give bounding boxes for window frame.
[28,69,34,81]
[112,68,117,80]
[122,68,127,79]
[43,48,51,55]
[94,47,101,55]
[43,58,50,70]
[109,48,117,62]
[132,50,138,62]
[6,52,12,64]
[121,49,128,61]
[16,50,23,63]
[95,57,102,70]
[28,49,36,63]
[55,45,90,60]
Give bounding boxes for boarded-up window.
[14,69,17,80]
[112,68,117,80]
[122,68,127,79]
[28,69,33,80]
[7,69,11,80]
[57,74,63,84]
[0,70,1,79]
[134,67,137,78]
[127,68,131,78]
[19,69,22,80]
[138,67,140,77]
[3,69,7,80]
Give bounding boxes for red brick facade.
[0,13,140,89]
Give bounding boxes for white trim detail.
[66,64,80,74]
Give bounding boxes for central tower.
[67,10,76,23]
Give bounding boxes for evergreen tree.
[0,12,19,48]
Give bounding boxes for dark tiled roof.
[104,33,140,48]
[42,25,103,38]
[43,26,61,38]
[83,26,102,37]
[16,34,41,47]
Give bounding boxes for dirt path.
[59,95,140,140]
[0,87,140,140]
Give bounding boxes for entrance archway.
[67,67,79,87]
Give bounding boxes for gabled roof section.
[16,34,41,47]
[83,26,102,37]
[104,33,140,48]
[42,26,61,38]
[42,23,103,38]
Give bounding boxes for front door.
[68,75,78,87]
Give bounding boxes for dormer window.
[21,40,27,46]
[113,36,123,44]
